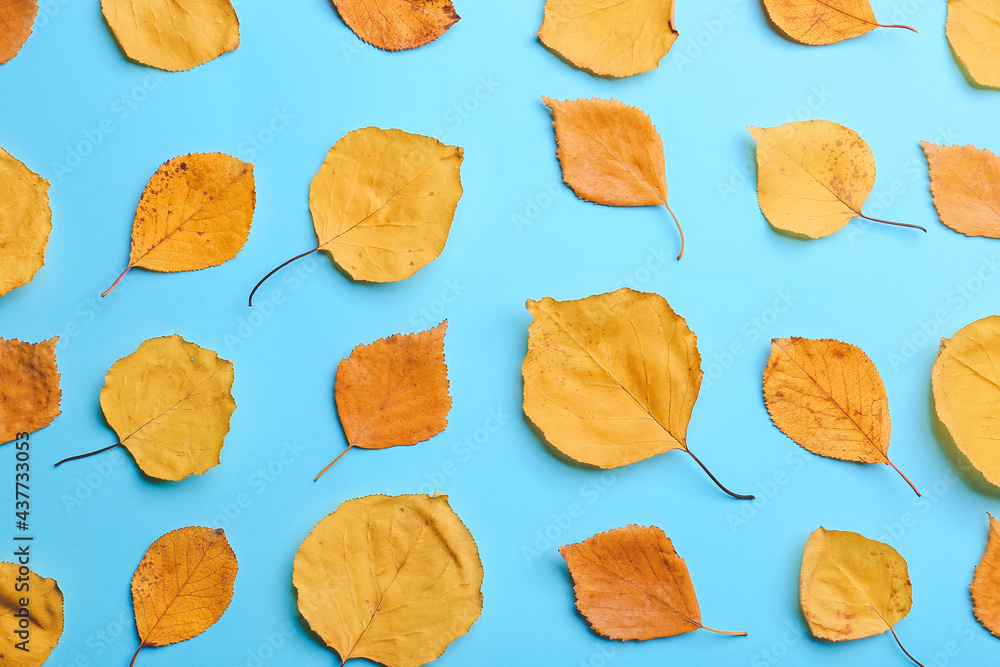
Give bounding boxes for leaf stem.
[879,23,919,34]
[700,624,748,636]
[315,444,354,481]
[249,247,319,307]
[685,448,755,500]
[664,202,684,260]
[102,266,131,298]
[886,458,921,497]
[54,443,123,468]
[890,627,926,667]
[858,213,927,233]
[129,644,143,667]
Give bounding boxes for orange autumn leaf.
[0,336,61,445]
[101,0,240,71]
[762,0,916,45]
[560,525,746,641]
[0,0,37,64]
[104,153,255,296]
[800,527,923,665]
[947,0,1000,89]
[972,514,1000,637]
[331,0,459,51]
[750,120,925,238]
[921,142,1000,238]
[130,527,238,666]
[316,321,451,480]
[538,0,677,77]
[764,337,920,495]
[543,96,684,258]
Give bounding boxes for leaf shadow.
[928,387,1000,498]
[291,582,358,664]
[945,39,999,93]
[523,411,602,471]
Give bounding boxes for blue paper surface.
[1,1,1000,665]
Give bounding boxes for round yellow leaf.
[0,146,50,297]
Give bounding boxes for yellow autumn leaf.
[55,335,236,481]
[763,337,920,495]
[801,527,923,665]
[293,493,483,667]
[972,514,1000,637]
[0,0,38,64]
[932,315,1000,487]
[543,96,684,258]
[249,127,462,304]
[0,562,63,667]
[762,0,916,45]
[0,146,50,296]
[522,287,752,498]
[947,0,1000,89]
[101,0,240,71]
[750,120,925,238]
[331,0,459,51]
[537,0,677,77]
[921,142,1000,238]
[130,526,238,666]
[104,153,255,296]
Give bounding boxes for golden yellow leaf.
[104,153,255,296]
[764,337,920,495]
[800,527,923,665]
[537,0,677,77]
[921,142,1000,238]
[0,146,51,296]
[101,0,240,71]
[55,335,236,481]
[972,514,1000,637]
[317,321,451,479]
[522,287,752,498]
[750,120,925,238]
[130,526,238,666]
[249,128,462,303]
[0,336,60,445]
[932,315,1000,487]
[560,525,746,641]
[293,493,483,667]
[0,562,63,667]
[763,0,916,45]
[0,0,37,64]
[331,0,459,51]
[543,96,684,258]
[947,0,1000,89]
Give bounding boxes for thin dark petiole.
[248,247,318,306]
[890,627,926,667]
[685,448,755,500]
[858,213,927,233]
[54,443,123,467]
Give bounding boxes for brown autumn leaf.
[0,145,51,296]
[248,127,463,304]
[762,0,916,45]
[801,527,923,665]
[932,315,1000,487]
[0,0,38,64]
[293,493,483,667]
[104,153,255,296]
[130,526,238,666]
[764,337,920,495]
[750,120,925,238]
[55,335,236,481]
[947,0,1000,89]
[317,321,451,479]
[972,514,1000,637]
[543,96,685,258]
[537,0,677,77]
[0,562,63,667]
[522,287,752,499]
[101,0,240,71]
[0,336,61,445]
[331,0,459,51]
[561,525,746,641]
[921,142,1000,238]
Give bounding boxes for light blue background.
[2,0,1000,665]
